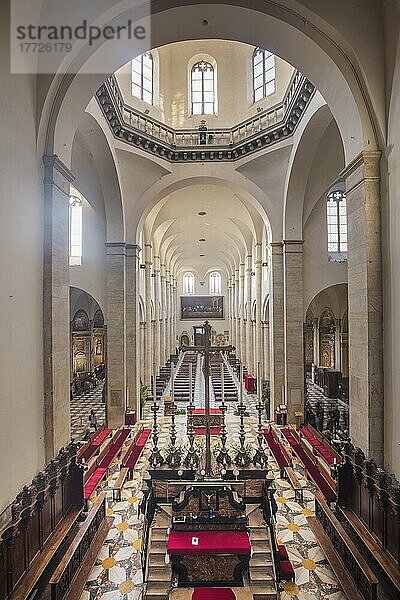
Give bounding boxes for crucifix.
[180,321,235,476]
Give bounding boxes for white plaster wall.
[70,134,107,312]
[115,40,294,129]
[0,8,44,512]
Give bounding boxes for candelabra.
[165,363,182,468]
[234,362,252,468]
[184,361,199,469]
[216,361,231,468]
[149,375,163,468]
[253,362,269,469]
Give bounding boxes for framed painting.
[181,296,224,320]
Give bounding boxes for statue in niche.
[95,339,102,355]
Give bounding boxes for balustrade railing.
[105,69,305,149]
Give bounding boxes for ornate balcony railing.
[96,71,315,162]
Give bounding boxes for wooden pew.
[284,466,303,502]
[49,493,112,600]
[339,507,400,594]
[0,444,83,600]
[112,467,129,501]
[309,491,377,600]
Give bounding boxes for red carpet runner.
[193,589,235,600]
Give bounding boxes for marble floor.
[71,382,106,440]
[78,401,346,600]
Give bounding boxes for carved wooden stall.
[167,485,251,587]
[337,442,400,594]
[0,443,84,600]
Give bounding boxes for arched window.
[253,48,275,102]
[191,61,215,115]
[183,272,195,295]
[132,52,153,104]
[69,192,82,266]
[327,185,347,260]
[209,271,222,295]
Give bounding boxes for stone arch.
[37,1,383,173]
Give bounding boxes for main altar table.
[192,408,222,427]
[168,531,251,556]
[168,530,251,587]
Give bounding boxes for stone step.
[154,510,171,528]
[145,580,170,600]
[250,581,278,600]
[149,553,168,567]
[248,510,267,528]
[250,565,275,582]
[158,504,173,517]
[251,539,272,552]
[149,540,168,553]
[250,528,270,541]
[147,566,171,582]
[151,528,168,542]
[250,553,273,567]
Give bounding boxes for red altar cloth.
[193,408,222,415]
[168,531,251,556]
[193,589,235,600]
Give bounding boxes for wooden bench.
[339,506,400,594]
[310,491,378,600]
[49,493,112,600]
[112,467,129,501]
[11,508,82,600]
[284,466,304,502]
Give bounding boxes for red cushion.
[193,589,235,600]
[280,559,295,579]
[278,544,289,560]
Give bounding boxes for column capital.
[105,242,127,256]
[126,243,141,258]
[269,241,283,255]
[282,240,304,253]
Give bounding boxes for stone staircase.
[247,506,279,600]
[145,506,172,600]
[145,504,279,600]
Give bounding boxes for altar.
[167,485,251,587]
[192,408,222,428]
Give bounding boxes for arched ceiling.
[144,183,267,276]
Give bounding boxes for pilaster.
[43,155,74,461]
[269,242,284,416]
[283,239,304,423]
[340,150,383,464]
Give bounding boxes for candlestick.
[165,362,181,468]
[149,372,163,468]
[253,361,268,469]
[184,360,199,469]
[234,360,251,468]
[217,360,231,468]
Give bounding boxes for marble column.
[139,321,145,384]
[173,278,178,352]
[269,242,285,415]
[341,151,383,465]
[144,243,152,386]
[105,242,126,427]
[43,155,74,461]
[255,243,263,374]
[245,255,253,371]
[239,263,246,366]
[235,269,240,355]
[283,240,304,423]
[160,263,167,366]
[126,244,140,414]
[262,321,270,380]
[153,255,161,373]
[165,270,171,356]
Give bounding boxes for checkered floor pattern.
[70,383,106,441]
[306,379,349,435]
